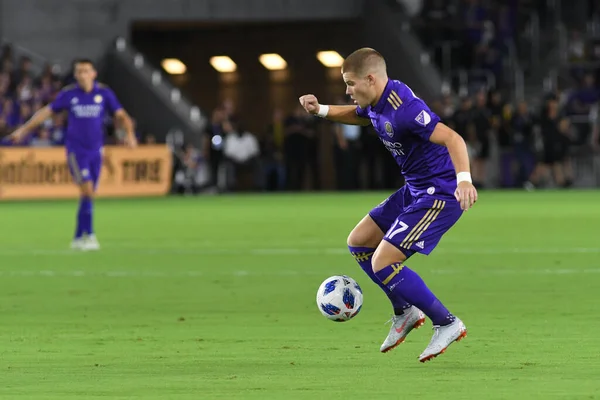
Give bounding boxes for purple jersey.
[50,82,122,153]
[357,79,456,198]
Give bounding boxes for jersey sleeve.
[103,87,123,115]
[397,100,441,141]
[50,90,70,113]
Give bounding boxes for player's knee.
[372,241,407,273]
[347,228,377,249]
[79,182,94,198]
[346,230,361,247]
[347,216,383,249]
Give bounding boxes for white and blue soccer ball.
[316,275,363,322]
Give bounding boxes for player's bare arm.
[429,122,478,211]
[114,109,138,148]
[299,94,370,126]
[8,105,54,143]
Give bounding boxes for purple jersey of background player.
[50,82,123,153]
[356,79,456,198]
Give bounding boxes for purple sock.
[74,201,84,239]
[78,196,93,236]
[375,263,455,326]
[348,246,412,315]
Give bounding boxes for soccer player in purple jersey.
[299,48,477,362]
[9,59,137,251]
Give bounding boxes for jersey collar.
[371,79,394,113]
[76,82,98,93]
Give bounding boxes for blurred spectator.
[38,62,59,84]
[396,0,424,17]
[261,108,286,191]
[51,79,62,94]
[439,93,456,120]
[416,0,453,46]
[1,44,14,64]
[567,74,599,116]
[17,78,33,104]
[488,90,504,118]
[589,37,600,62]
[30,128,53,147]
[3,98,16,127]
[145,134,157,144]
[305,114,321,191]
[50,113,66,145]
[203,107,227,191]
[17,102,33,128]
[592,122,600,154]
[334,97,362,190]
[567,30,587,63]
[222,98,237,121]
[525,99,574,189]
[2,58,13,76]
[223,120,260,191]
[558,118,575,186]
[450,96,474,139]
[284,105,318,190]
[565,74,598,145]
[567,30,589,80]
[0,116,8,139]
[0,72,10,96]
[492,93,515,187]
[38,74,54,102]
[13,56,34,86]
[173,143,205,194]
[511,101,536,186]
[494,3,516,46]
[471,90,492,187]
[461,0,489,68]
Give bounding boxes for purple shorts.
[369,186,463,258]
[67,150,103,189]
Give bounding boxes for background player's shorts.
[368,186,462,258]
[67,150,103,189]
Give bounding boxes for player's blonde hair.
[341,48,387,77]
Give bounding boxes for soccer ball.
[316,275,363,322]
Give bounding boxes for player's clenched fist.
[454,181,478,211]
[299,94,320,115]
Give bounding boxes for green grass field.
[1,191,599,399]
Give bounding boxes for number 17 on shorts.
[383,199,462,256]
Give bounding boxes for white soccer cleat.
[70,238,86,250]
[419,318,467,363]
[82,234,100,251]
[380,306,426,353]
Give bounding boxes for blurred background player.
[8,59,137,250]
[299,48,477,362]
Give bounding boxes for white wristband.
[457,172,472,184]
[316,104,329,118]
